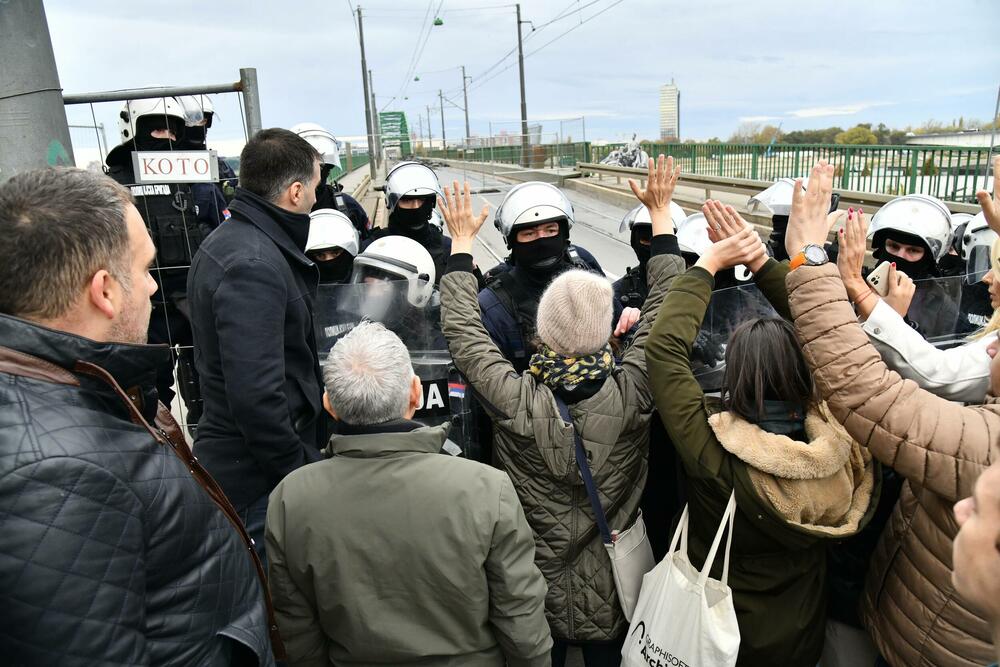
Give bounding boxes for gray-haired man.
[265,321,552,667]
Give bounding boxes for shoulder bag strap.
[553,393,613,545]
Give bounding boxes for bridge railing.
[590,142,995,203]
[421,142,592,169]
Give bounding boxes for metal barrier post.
[239,68,262,137]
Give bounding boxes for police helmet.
[494,181,574,246]
[676,213,752,281]
[949,212,975,255]
[963,212,999,283]
[307,209,360,258]
[350,236,436,308]
[384,162,443,214]
[175,95,215,128]
[748,177,841,217]
[618,202,687,233]
[116,96,188,145]
[291,122,342,167]
[867,194,953,261]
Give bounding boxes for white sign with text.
[131,150,220,184]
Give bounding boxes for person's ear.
[88,269,118,320]
[404,375,421,418]
[323,391,338,419]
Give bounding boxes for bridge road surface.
[435,165,636,666]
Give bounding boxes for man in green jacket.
[265,321,552,667]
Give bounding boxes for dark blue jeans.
[238,494,269,571]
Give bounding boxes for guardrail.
[330,153,370,182]
[589,143,994,204]
[421,142,591,169]
[574,162,981,215]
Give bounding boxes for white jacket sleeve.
[862,298,992,403]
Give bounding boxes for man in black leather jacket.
[0,168,274,666]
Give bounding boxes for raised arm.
[786,161,1000,501]
[645,226,766,480]
[619,155,687,399]
[438,182,526,423]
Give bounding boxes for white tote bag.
[621,491,741,667]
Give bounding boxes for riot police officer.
[867,194,959,338]
[365,161,450,283]
[613,201,687,308]
[307,208,360,285]
[292,122,371,240]
[955,211,999,334]
[104,96,223,425]
[174,95,232,224]
[479,181,618,372]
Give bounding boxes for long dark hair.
[721,317,816,423]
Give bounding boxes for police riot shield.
[907,274,975,346]
[313,280,477,458]
[690,283,780,392]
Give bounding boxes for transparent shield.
[314,280,476,456]
[691,283,780,391]
[906,274,968,344]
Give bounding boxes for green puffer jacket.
[440,248,685,642]
[645,265,880,667]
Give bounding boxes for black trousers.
[551,635,625,667]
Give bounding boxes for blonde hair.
[972,236,1000,340]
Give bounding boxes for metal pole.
[0,0,75,179]
[426,105,433,151]
[439,90,446,152]
[461,65,471,147]
[369,69,382,169]
[357,7,377,181]
[582,115,586,144]
[489,121,494,164]
[417,115,423,155]
[239,67,263,137]
[516,3,529,168]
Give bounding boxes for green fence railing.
[589,142,995,203]
[328,152,370,182]
[422,142,592,169]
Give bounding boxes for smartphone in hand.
[865,261,892,297]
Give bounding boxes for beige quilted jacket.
[787,264,1000,667]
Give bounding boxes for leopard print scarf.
[528,343,615,388]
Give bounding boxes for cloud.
[787,103,891,118]
[739,115,780,122]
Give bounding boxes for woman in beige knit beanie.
[437,157,690,660]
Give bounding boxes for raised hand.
[975,156,1000,235]
[786,161,836,258]
[695,226,766,276]
[438,180,490,255]
[836,208,869,301]
[702,200,767,273]
[628,154,681,211]
[883,263,915,317]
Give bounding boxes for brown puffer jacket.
[787,264,1000,667]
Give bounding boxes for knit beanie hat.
[536,270,613,356]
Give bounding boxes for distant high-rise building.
[659,80,680,142]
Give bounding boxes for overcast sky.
[47,0,1000,160]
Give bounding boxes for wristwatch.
[789,244,829,270]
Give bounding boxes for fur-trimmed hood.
[708,401,876,537]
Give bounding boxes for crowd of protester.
[0,121,998,667]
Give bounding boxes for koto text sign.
[131,150,220,184]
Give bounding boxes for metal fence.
[590,143,995,203]
[422,141,591,169]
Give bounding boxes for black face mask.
[134,135,176,152]
[631,227,652,268]
[937,253,964,277]
[314,183,340,211]
[873,246,938,279]
[511,233,567,272]
[313,253,354,284]
[389,199,434,230]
